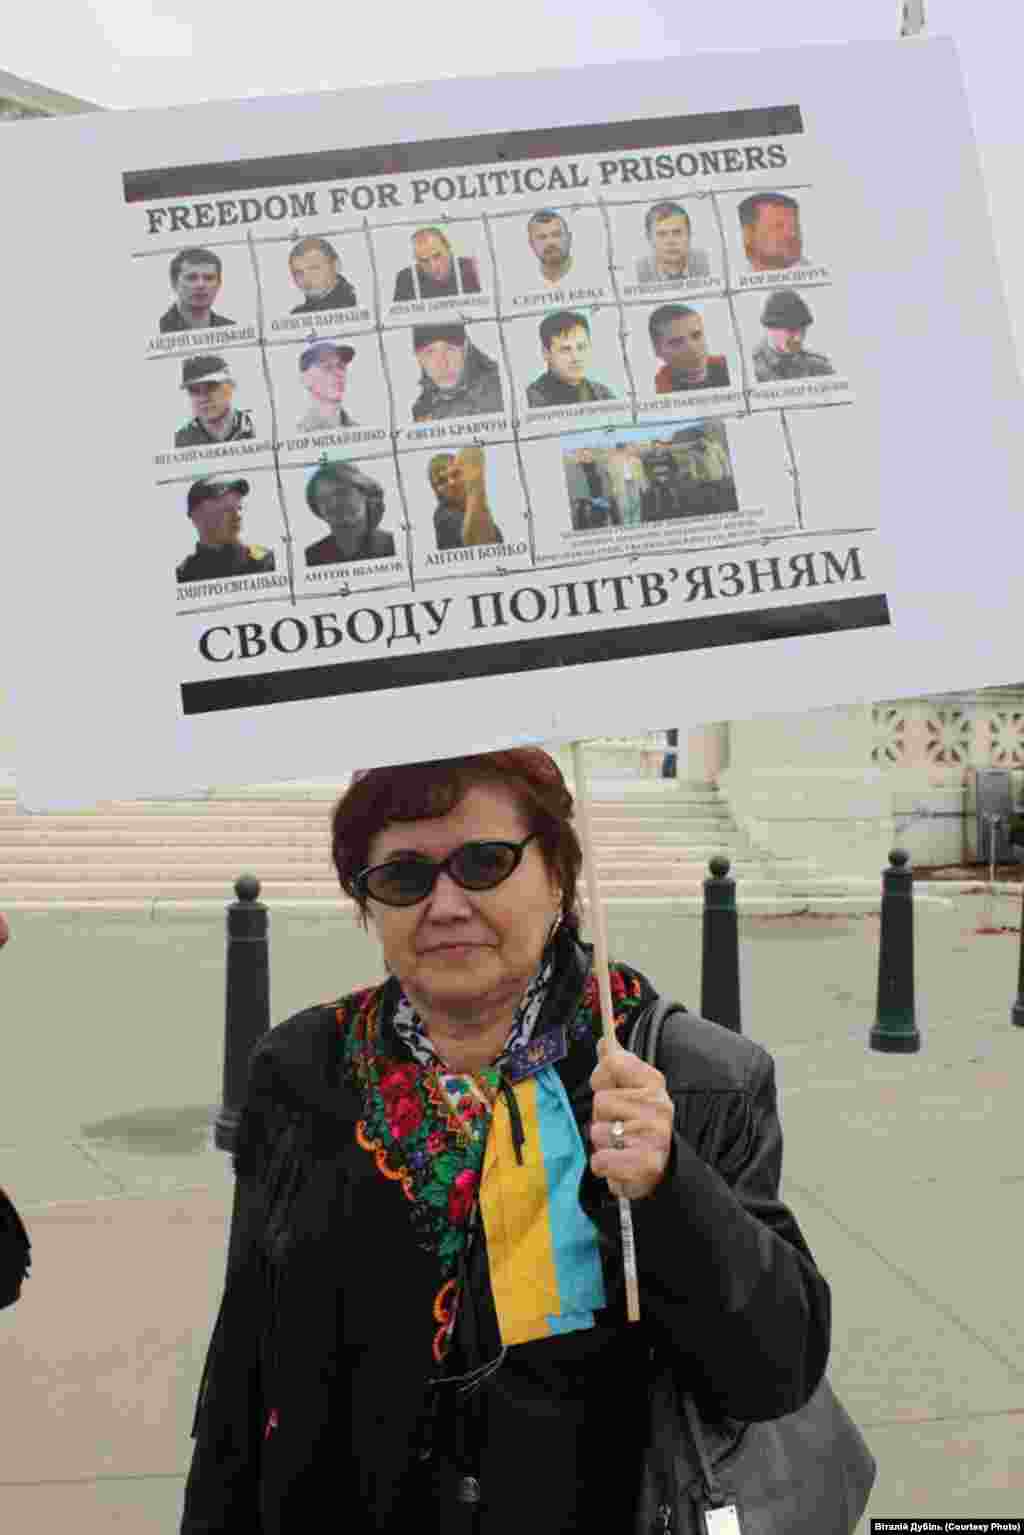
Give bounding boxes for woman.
[304,460,396,567]
[181,749,830,1534]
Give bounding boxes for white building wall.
[715,690,1024,875]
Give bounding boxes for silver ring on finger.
[610,1119,627,1150]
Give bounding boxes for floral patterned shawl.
[337,928,652,1362]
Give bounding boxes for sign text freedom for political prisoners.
[139,142,789,233]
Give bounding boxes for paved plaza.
[1,889,1023,1529]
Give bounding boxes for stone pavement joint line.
[787,1180,1024,1382]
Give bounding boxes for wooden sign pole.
[571,741,641,1323]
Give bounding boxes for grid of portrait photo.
[136,155,857,605]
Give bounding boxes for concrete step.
[0,829,738,858]
[0,828,332,849]
[110,779,723,803]
[579,810,732,826]
[1,893,905,917]
[588,795,726,809]
[0,800,332,820]
[0,805,729,830]
[0,804,727,831]
[0,793,726,818]
[0,856,331,876]
[584,828,735,845]
[0,854,767,885]
[0,880,349,902]
[0,823,331,844]
[0,778,723,802]
[0,844,334,866]
[0,874,862,904]
[0,823,735,848]
[0,774,754,910]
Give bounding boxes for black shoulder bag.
[0,1186,31,1309]
[628,998,877,1535]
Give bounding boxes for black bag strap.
[626,996,728,1508]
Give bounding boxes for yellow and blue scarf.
[342,941,649,1358]
[480,1061,606,1345]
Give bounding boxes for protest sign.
[3,36,1021,808]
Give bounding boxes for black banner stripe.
[180,593,889,716]
[124,105,802,203]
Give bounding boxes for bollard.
[701,856,741,1034]
[214,875,270,1153]
[870,850,921,1053]
[1013,893,1024,1029]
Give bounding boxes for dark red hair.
[331,748,581,925]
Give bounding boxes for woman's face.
[365,782,561,1022]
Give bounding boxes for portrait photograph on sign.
[734,285,853,405]
[137,242,257,352]
[260,231,374,332]
[170,470,285,596]
[376,220,497,319]
[627,298,745,420]
[398,444,532,586]
[492,203,613,313]
[717,184,833,290]
[150,349,271,464]
[507,307,629,434]
[614,196,723,296]
[298,455,404,576]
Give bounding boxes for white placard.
[2,37,1021,809]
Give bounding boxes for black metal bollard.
[1012,893,1024,1029]
[701,856,741,1034]
[870,850,921,1053]
[214,875,270,1153]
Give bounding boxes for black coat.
[175,410,255,449]
[394,257,481,302]
[181,941,830,1534]
[176,542,275,583]
[412,344,504,422]
[159,305,235,333]
[291,276,358,313]
[525,373,616,408]
[304,529,396,566]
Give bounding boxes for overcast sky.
[5,1,1021,352]
[0,2,1004,117]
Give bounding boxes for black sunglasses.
[354,833,538,908]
